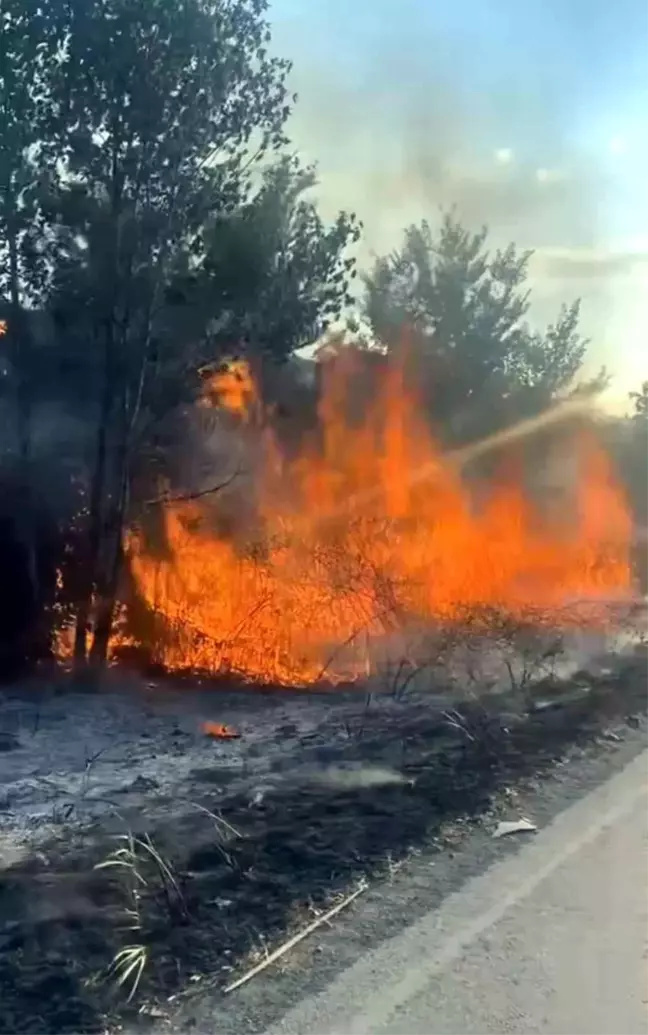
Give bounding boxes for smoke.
[277,17,605,254]
[0,398,93,519]
[161,376,270,549]
[302,764,414,791]
[270,0,648,388]
[532,247,648,282]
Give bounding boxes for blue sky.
[269,0,648,406]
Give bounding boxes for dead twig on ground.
[223,879,368,993]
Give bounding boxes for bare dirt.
[0,633,646,1034]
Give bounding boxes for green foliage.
[626,382,648,528]
[629,381,648,423]
[0,0,64,307]
[364,213,589,442]
[165,155,360,365]
[27,0,359,431]
[46,0,292,402]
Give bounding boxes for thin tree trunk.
[75,134,126,673]
[6,214,38,661]
[87,233,169,669]
[87,387,129,668]
[73,325,114,668]
[89,503,126,667]
[80,132,187,671]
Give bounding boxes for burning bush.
[116,345,633,686]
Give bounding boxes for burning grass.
[119,346,633,685]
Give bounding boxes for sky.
[268,0,648,410]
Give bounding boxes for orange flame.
[199,359,258,421]
[126,349,633,685]
[202,720,241,739]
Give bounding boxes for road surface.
[267,750,648,1035]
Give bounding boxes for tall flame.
[126,348,633,685]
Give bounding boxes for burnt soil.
[0,650,646,1034]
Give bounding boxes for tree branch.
[143,467,242,508]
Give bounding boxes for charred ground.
[0,644,645,1034]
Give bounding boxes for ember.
[125,347,633,685]
[202,721,241,739]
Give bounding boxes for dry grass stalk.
[224,879,368,993]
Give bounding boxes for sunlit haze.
[270,0,648,412]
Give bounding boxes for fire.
[199,359,259,421]
[202,721,241,739]
[125,347,633,685]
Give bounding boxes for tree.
[34,0,360,670]
[41,0,296,668]
[137,154,359,500]
[156,152,360,446]
[0,0,65,625]
[621,380,645,517]
[166,155,359,368]
[629,381,648,424]
[363,213,590,444]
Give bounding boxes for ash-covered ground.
[0,616,646,1034]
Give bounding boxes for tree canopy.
[363,213,590,442]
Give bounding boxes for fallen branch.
[224,879,368,993]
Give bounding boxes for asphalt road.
[266,749,648,1035]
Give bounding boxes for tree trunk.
[6,215,38,662]
[73,326,114,669]
[88,388,132,668]
[89,526,125,667]
[75,140,127,673]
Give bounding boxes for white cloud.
[494,147,513,164]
